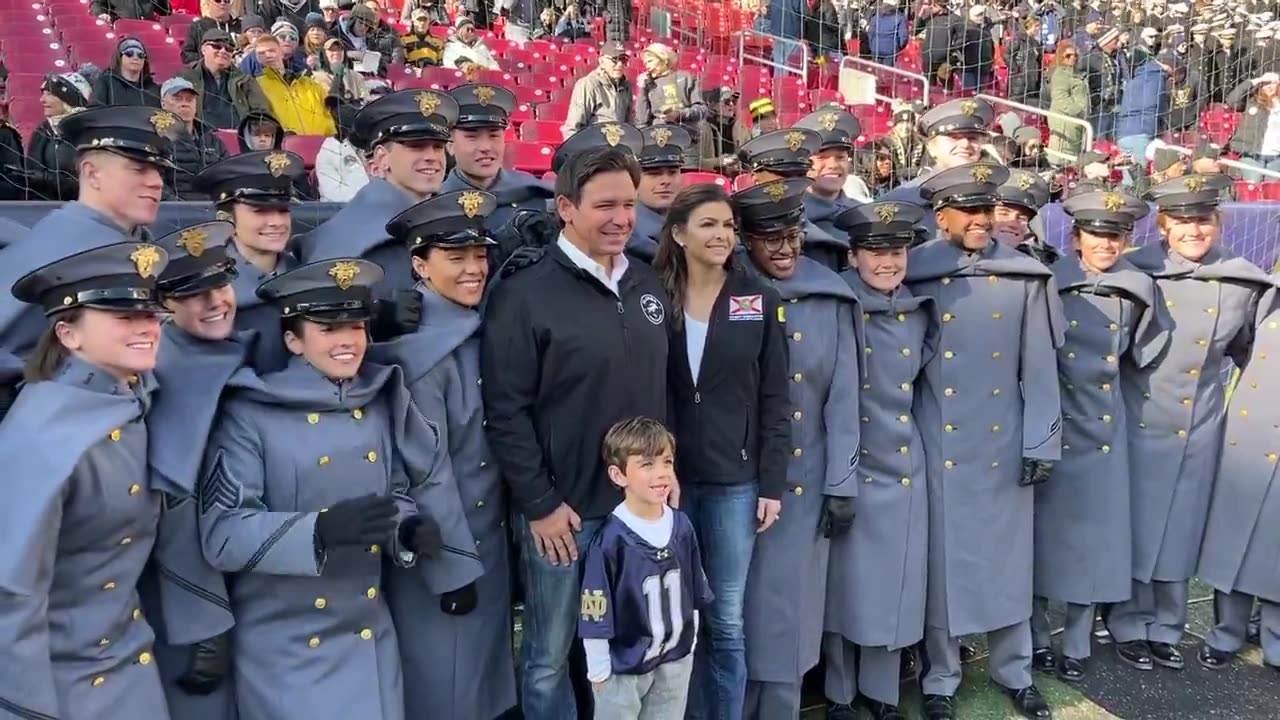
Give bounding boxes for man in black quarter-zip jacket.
[480,127,669,720]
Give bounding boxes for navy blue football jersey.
[579,509,714,676]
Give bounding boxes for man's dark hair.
[554,146,641,205]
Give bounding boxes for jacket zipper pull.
[741,449,748,461]
[616,301,624,314]
[694,391,701,404]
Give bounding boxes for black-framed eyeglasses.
[749,228,804,253]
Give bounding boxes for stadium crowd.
[1,2,1280,720]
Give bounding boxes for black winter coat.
[90,0,168,19]
[25,120,79,201]
[1226,79,1279,156]
[91,71,162,108]
[0,123,24,202]
[180,17,241,65]
[166,122,229,200]
[1006,29,1043,104]
[253,0,324,35]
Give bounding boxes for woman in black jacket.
[653,182,789,720]
[1225,72,1280,181]
[24,73,91,201]
[1006,16,1045,107]
[91,36,162,108]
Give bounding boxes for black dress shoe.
[1198,645,1234,670]
[1150,641,1184,670]
[825,701,858,720]
[1057,656,1087,682]
[1032,647,1057,673]
[865,699,907,720]
[900,646,919,681]
[1116,641,1154,670]
[923,693,956,720]
[959,643,977,663]
[1002,684,1053,719]
[1248,607,1262,646]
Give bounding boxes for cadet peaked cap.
[638,125,692,169]
[386,190,499,252]
[1145,173,1231,216]
[256,258,384,323]
[154,221,238,297]
[1062,190,1151,234]
[731,177,810,234]
[919,162,1010,209]
[12,241,169,315]
[60,105,180,168]
[552,122,644,174]
[917,97,995,138]
[834,201,927,249]
[448,84,517,129]
[795,107,862,151]
[737,128,822,175]
[996,170,1052,215]
[195,150,307,207]
[354,89,459,148]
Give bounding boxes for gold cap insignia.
[149,111,177,134]
[580,589,607,622]
[474,85,496,106]
[763,182,787,201]
[328,261,361,290]
[130,245,162,278]
[876,203,900,223]
[177,227,209,257]
[458,191,484,218]
[1102,192,1125,212]
[600,123,624,146]
[785,131,806,152]
[970,164,994,183]
[818,112,839,132]
[1184,176,1204,192]
[415,91,441,117]
[960,100,979,116]
[652,127,672,147]
[265,152,292,178]
[1017,173,1035,191]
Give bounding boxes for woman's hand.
[756,497,781,534]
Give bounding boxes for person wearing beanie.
[302,13,330,60]
[239,20,310,77]
[90,36,162,109]
[180,0,242,65]
[1081,26,1125,140]
[24,72,92,201]
[334,2,404,76]
[401,9,446,67]
[441,15,501,71]
[1114,50,1175,187]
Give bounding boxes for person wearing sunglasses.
[180,0,242,66]
[562,41,636,137]
[91,37,162,109]
[177,28,272,132]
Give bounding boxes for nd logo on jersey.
[581,589,608,622]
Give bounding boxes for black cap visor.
[454,112,510,129]
[375,120,450,145]
[1072,217,1135,235]
[46,286,167,316]
[935,192,998,211]
[158,263,238,298]
[742,207,806,235]
[83,141,176,169]
[409,228,499,253]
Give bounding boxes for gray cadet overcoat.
[226,242,296,372]
[440,168,554,236]
[198,358,478,720]
[0,357,169,720]
[626,203,665,264]
[1034,255,1170,606]
[744,256,862,683]
[826,272,936,651]
[368,285,515,720]
[1123,243,1273,583]
[906,238,1066,636]
[301,179,422,294]
[143,324,257,720]
[0,202,150,362]
[1199,286,1280,601]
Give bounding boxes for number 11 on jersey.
[640,569,684,662]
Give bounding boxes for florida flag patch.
[729,294,764,321]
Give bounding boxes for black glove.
[368,289,423,342]
[0,381,17,424]
[498,245,547,278]
[397,514,443,557]
[175,633,231,696]
[1020,458,1054,486]
[440,582,478,616]
[314,494,398,549]
[820,496,856,538]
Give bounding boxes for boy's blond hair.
[602,417,676,472]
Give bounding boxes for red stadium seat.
[504,141,555,174]
[113,19,164,35]
[510,86,548,105]
[1261,181,1280,201]
[214,129,240,156]
[680,172,730,188]
[534,101,569,120]
[283,135,326,170]
[518,120,565,143]
[7,97,46,133]
[808,88,843,107]
[732,173,755,192]
[1235,181,1262,202]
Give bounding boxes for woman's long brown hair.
[24,308,82,382]
[652,183,736,331]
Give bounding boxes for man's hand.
[756,497,781,534]
[529,503,582,566]
[346,49,366,61]
[97,13,112,22]
[667,475,681,510]
[1020,458,1054,486]
[821,496,855,538]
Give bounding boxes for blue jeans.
[681,482,758,720]
[516,514,604,720]
[1239,154,1280,182]
[1116,134,1152,188]
[1089,111,1115,141]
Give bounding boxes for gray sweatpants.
[1207,591,1280,666]
[592,653,695,720]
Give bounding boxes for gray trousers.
[1031,597,1095,660]
[821,632,903,706]
[1106,579,1188,645]
[1207,591,1280,666]
[743,678,801,720]
[922,620,1032,696]
[592,653,694,720]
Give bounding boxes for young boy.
[580,417,713,720]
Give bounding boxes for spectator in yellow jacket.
[254,34,336,136]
